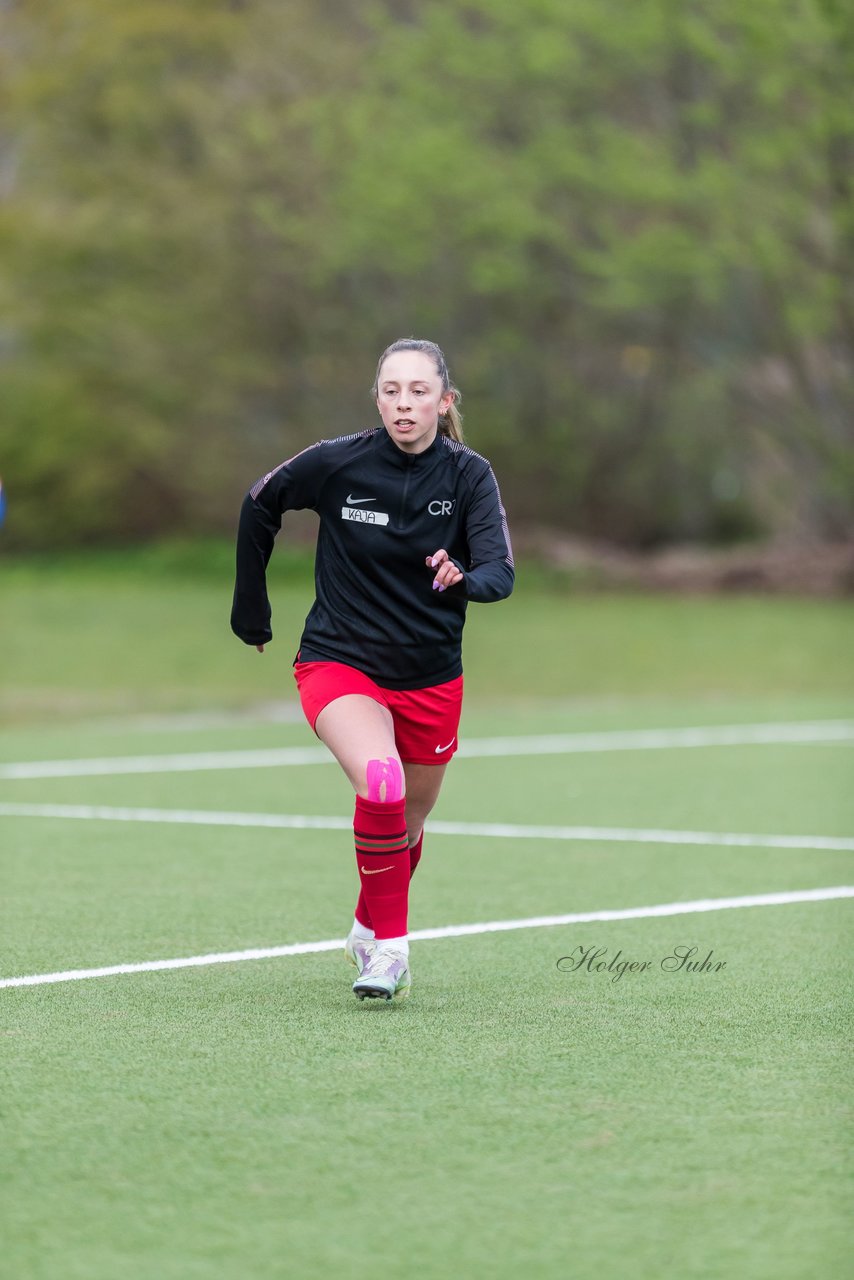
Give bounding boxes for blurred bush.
[1,0,852,549]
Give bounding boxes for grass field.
[2,547,853,1279]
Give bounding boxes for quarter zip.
[398,456,413,527]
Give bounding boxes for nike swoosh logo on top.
[360,864,395,875]
[435,739,456,754]
[347,495,376,504]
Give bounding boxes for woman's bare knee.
[365,755,405,802]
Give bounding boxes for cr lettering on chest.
[427,499,456,516]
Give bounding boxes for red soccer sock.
[356,831,423,925]
[409,831,424,879]
[354,794,410,940]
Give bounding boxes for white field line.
[1,801,853,852]
[1,720,853,779]
[2,886,852,990]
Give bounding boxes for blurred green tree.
[315,0,854,542]
[0,0,851,548]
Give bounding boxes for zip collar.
[374,426,442,468]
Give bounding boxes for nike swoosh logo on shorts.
[435,739,456,754]
[361,864,395,875]
[347,495,376,504]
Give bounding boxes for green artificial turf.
[1,546,853,1278]
[2,902,851,1280]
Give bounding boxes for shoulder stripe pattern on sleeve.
[250,444,320,501]
[249,430,378,500]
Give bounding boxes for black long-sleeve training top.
[231,427,514,689]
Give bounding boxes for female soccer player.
[231,338,514,1002]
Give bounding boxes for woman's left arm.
[444,462,515,603]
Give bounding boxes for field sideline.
[2,562,853,1278]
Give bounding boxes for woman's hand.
[425,548,464,592]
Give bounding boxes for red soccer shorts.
[293,660,463,765]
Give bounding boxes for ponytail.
[438,387,464,443]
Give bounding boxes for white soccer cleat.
[351,944,411,1002]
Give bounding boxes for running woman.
[231,338,514,1002]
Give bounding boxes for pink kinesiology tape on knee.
[366,756,403,803]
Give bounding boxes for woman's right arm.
[230,444,324,647]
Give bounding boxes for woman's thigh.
[315,694,403,798]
